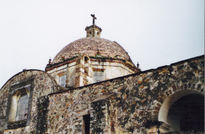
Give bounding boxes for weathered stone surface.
[40,55,204,134]
[0,70,60,134]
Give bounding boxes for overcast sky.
[0,0,204,88]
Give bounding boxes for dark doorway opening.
[168,94,204,131]
[83,114,90,134]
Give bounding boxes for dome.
[52,37,132,64]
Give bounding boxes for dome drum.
[46,55,139,73]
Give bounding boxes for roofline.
[46,55,139,72]
[48,55,204,96]
[1,69,45,89]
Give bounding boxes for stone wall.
[40,55,204,134]
[0,70,60,134]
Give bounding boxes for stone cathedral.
[0,15,204,134]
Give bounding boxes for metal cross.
[91,14,97,25]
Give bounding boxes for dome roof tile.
[52,37,132,64]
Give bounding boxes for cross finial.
[91,14,97,25]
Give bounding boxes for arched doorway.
[158,90,204,133]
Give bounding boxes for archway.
[158,90,204,133]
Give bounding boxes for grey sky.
[0,0,204,88]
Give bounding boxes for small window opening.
[93,71,105,83]
[59,75,66,87]
[9,89,29,122]
[83,114,90,134]
[84,56,89,63]
[16,93,29,121]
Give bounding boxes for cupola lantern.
[85,14,102,37]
